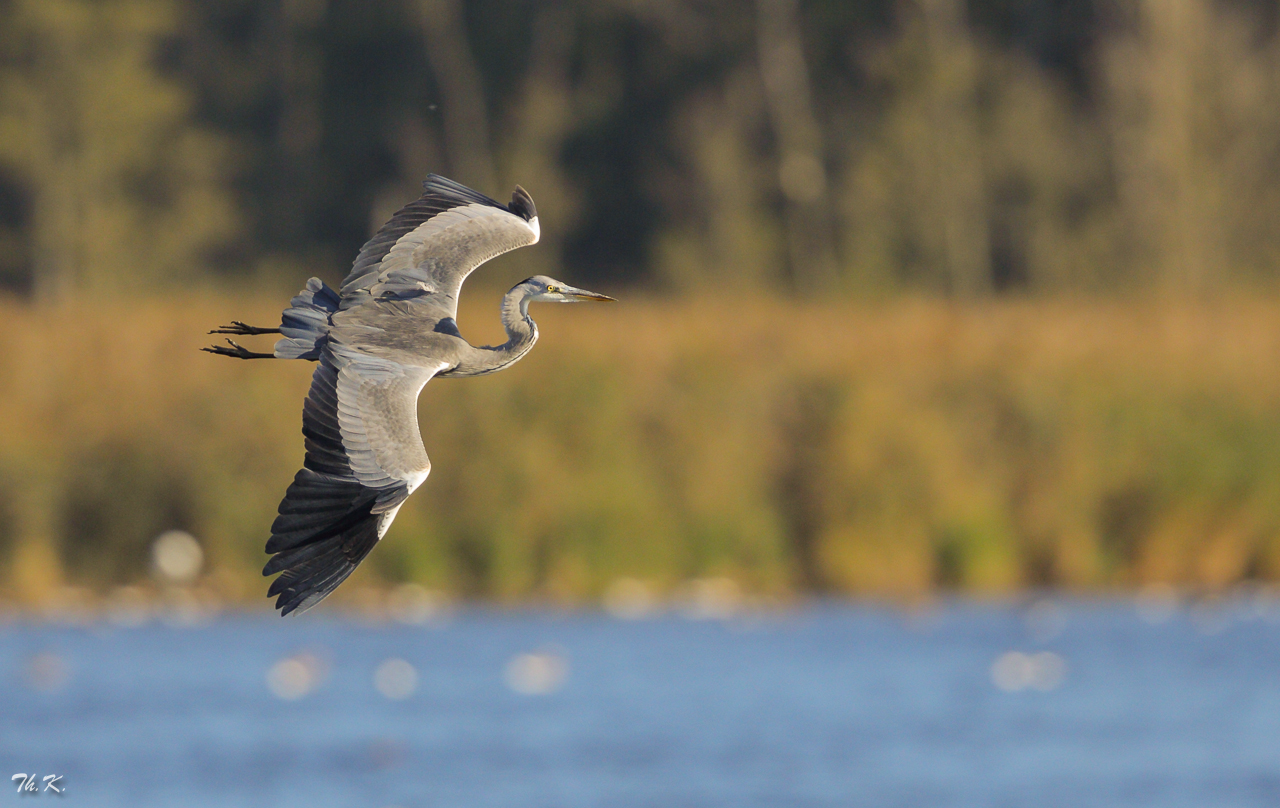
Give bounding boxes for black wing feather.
[264,470,384,615]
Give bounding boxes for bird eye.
[547,285,559,293]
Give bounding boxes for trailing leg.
[203,338,275,359]
[210,321,281,336]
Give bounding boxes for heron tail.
[274,277,340,360]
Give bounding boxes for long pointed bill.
[565,287,616,302]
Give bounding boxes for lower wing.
[264,344,443,615]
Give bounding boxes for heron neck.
[447,286,538,377]
[499,287,539,355]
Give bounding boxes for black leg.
[202,338,275,359]
[209,320,281,336]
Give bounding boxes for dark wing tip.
[263,470,387,616]
[420,173,504,209]
[419,173,536,221]
[509,185,537,221]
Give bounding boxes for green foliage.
[0,0,239,299]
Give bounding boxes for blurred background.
[2,0,1280,805]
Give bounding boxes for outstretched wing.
[263,343,446,615]
[338,174,539,316]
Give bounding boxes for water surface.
[2,600,1278,807]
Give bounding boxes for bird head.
[523,275,616,304]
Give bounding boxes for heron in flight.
[205,175,614,615]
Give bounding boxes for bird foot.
[209,320,280,336]
[202,338,274,360]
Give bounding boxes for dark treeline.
[1,0,1277,299]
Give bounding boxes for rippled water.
[3,600,1279,807]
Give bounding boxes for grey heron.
[205,175,614,615]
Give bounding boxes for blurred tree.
[0,0,239,299]
[654,66,780,291]
[416,0,496,194]
[265,0,326,252]
[756,0,838,293]
[1102,0,1280,292]
[497,1,580,279]
[838,0,1109,294]
[841,0,993,296]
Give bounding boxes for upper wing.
[263,343,446,615]
[338,174,539,316]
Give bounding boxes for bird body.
[206,175,613,615]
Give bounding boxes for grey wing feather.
[264,343,444,615]
[339,174,539,316]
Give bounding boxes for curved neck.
[500,284,538,352]
[448,284,538,377]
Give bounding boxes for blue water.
[2,601,1279,807]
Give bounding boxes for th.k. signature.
[10,774,62,795]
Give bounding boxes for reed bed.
[3,291,1279,606]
